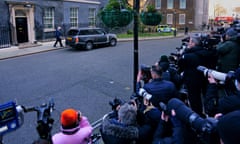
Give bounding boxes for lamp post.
[133,0,139,93]
[173,10,177,37]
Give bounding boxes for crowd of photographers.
[100,20,240,144]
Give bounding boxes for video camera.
[166,98,220,144]
[197,66,235,84]
[0,101,24,136]
[200,33,221,49]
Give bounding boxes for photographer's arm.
[136,70,144,92]
[204,74,219,116]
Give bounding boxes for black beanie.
[217,110,240,144]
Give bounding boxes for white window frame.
[155,0,161,9]
[43,7,55,31]
[88,8,96,26]
[179,0,186,9]
[179,14,186,24]
[167,14,173,24]
[70,7,79,28]
[167,0,174,9]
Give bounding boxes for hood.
[101,118,138,139]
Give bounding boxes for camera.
[138,88,152,100]
[0,101,24,136]
[197,66,235,83]
[109,98,124,111]
[140,64,152,83]
[167,98,220,144]
[200,34,221,49]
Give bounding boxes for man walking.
[53,26,63,47]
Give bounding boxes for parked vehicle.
[65,27,117,50]
[156,25,176,33]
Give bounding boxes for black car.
[65,27,117,50]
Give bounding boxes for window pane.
[179,14,185,24]
[167,0,173,9]
[70,7,78,28]
[89,8,96,26]
[155,0,161,9]
[43,7,54,29]
[167,14,173,24]
[180,0,186,9]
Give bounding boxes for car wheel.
[85,41,93,50]
[109,38,117,46]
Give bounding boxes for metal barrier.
[90,112,112,144]
[0,26,11,48]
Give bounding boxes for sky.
[208,0,240,18]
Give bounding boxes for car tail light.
[75,37,79,43]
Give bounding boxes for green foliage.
[105,0,120,11]
[146,5,156,12]
[99,0,133,28]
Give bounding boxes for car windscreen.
[67,29,79,36]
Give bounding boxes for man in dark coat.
[136,65,178,109]
[178,34,217,116]
[100,103,152,144]
[53,26,63,47]
[216,28,240,73]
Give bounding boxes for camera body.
[167,98,220,144]
[140,64,152,83]
[200,34,221,49]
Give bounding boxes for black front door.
[16,17,28,43]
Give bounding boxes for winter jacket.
[100,117,139,144]
[217,38,240,73]
[205,83,240,115]
[52,116,93,144]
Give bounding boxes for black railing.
[0,25,11,48]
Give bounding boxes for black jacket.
[178,46,217,83]
[152,116,184,144]
[205,83,240,115]
[137,78,178,109]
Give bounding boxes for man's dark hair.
[151,65,162,76]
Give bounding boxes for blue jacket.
[137,78,178,108]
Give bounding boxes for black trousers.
[53,37,63,47]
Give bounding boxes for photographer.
[136,65,178,109]
[205,67,240,117]
[52,108,93,144]
[157,55,182,90]
[216,28,240,73]
[166,98,220,144]
[100,102,154,144]
[152,108,184,144]
[178,34,217,116]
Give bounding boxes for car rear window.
[67,29,79,36]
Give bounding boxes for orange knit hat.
[60,109,78,127]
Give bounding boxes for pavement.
[0,33,185,60]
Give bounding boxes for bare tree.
[214,3,227,17]
[233,7,240,14]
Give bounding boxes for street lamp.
[173,10,177,37]
[133,0,139,93]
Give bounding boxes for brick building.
[0,0,104,48]
[148,0,209,31]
